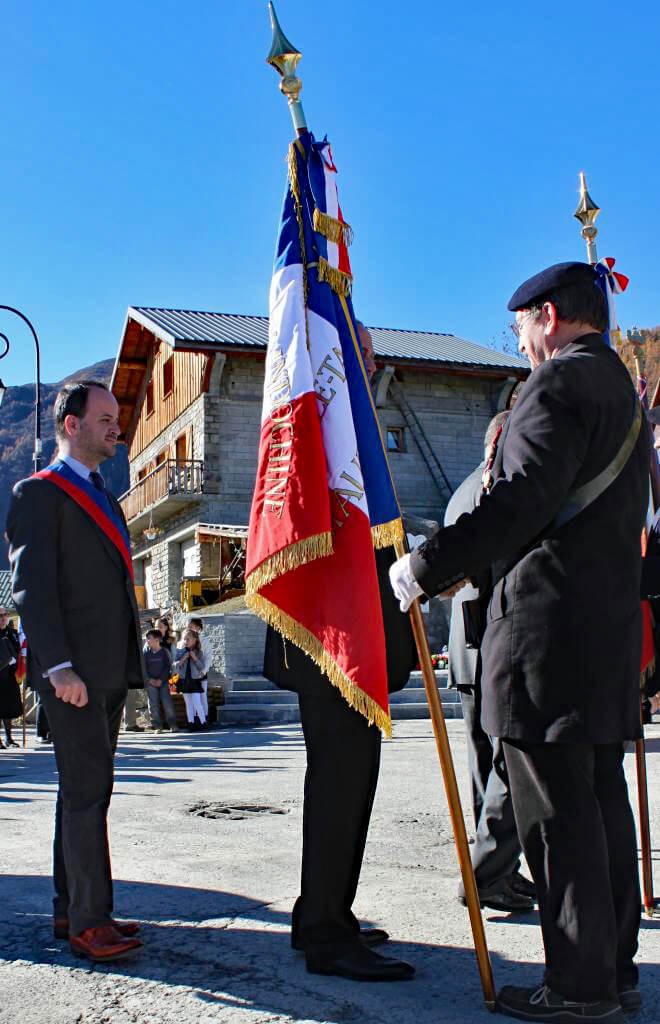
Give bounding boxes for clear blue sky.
[2,0,659,385]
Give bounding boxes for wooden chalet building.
[111,309,528,612]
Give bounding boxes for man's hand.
[389,553,424,612]
[650,693,660,715]
[49,667,89,707]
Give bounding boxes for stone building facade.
[111,309,527,618]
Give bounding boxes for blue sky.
[2,0,659,385]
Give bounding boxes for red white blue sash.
[34,460,134,581]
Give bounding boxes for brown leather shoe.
[54,917,141,940]
[69,925,143,962]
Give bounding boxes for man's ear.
[543,302,559,336]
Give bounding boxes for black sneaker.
[617,986,641,1013]
[498,984,624,1023]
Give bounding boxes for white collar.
[62,454,99,482]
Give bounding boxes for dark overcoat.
[411,333,649,744]
[264,547,417,696]
[6,477,145,692]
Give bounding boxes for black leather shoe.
[497,983,623,1022]
[509,872,537,900]
[307,944,414,982]
[618,986,642,1013]
[459,881,535,914]
[292,927,389,952]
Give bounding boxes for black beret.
[507,261,597,312]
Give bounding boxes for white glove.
[389,553,424,612]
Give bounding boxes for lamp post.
[0,306,42,470]
[0,334,8,409]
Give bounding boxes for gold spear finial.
[626,326,646,376]
[574,171,600,264]
[266,2,307,133]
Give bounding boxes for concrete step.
[229,670,451,693]
[389,687,460,704]
[226,689,299,705]
[231,676,278,692]
[218,692,461,727]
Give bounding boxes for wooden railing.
[120,459,204,523]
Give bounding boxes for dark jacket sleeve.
[6,478,73,671]
[411,359,591,596]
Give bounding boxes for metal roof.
[127,308,527,373]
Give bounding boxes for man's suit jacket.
[412,333,649,744]
[264,547,417,696]
[6,475,145,692]
[444,463,484,691]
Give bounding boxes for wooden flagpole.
[266,4,497,1003]
[396,543,497,1009]
[576,174,656,918]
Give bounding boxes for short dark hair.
[188,617,204,630]
[484,411,510,451]
[146,628,161,640]
[530,280,608,333]
[54,380,109,440]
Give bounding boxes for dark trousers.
[41,687,126,936]
[503,740,641,1002]
[458,685,521,889]
[292,687,382,959]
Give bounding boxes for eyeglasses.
[509,309,539,339]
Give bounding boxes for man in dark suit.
[264,548,417,982]
[390,263,648,1023]
[7,380,145,962]
[445,412,535,914]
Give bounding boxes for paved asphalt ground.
[1,720,659,1024]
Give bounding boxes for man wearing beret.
[390,263,648,1023]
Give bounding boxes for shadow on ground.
[0,727,304,803]
[1,875,659,1024]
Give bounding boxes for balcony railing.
[120,459,204,524]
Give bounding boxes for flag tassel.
[246,532,333,593]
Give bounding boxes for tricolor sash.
[34,461,134,581]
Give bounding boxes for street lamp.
[0,307,42,470]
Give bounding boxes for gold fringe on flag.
[313,208,354,247]
[371,517,405,550]
[318,257,353,297]
[246,591,392,737]
[246,532,333,594]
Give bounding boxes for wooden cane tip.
[485,999,498,1013]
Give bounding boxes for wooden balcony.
[120,459,204,532]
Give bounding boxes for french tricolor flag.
[246,132,403,735]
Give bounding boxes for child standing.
[174,629,211,731]
[143,629,179,733]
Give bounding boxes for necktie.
[89,471,106,492]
